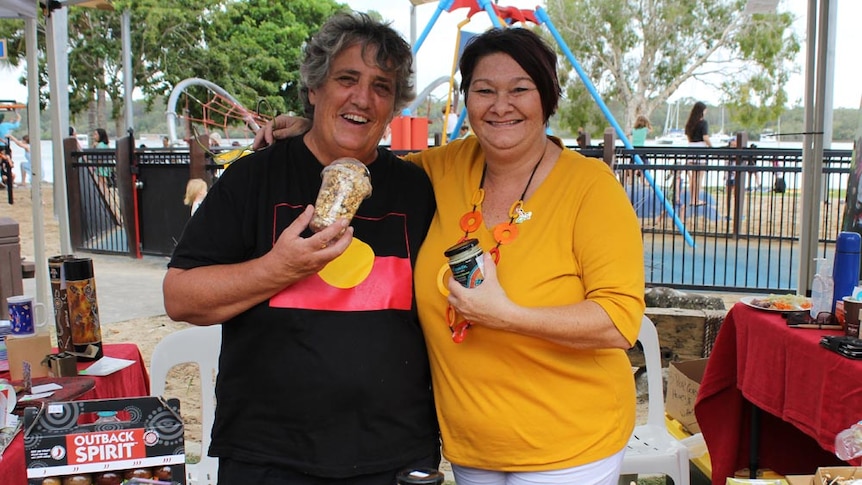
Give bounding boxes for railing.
[66,137,854,293]
[612,146,853,293]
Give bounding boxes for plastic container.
[444,238,485,288]
[833,231,862,313]
[310,158,372,232]
[811,257,834,318]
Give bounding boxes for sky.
[339,0,862,109]
[0,0,860,110]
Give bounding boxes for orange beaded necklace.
[457,154,543,263]
[447,153,543,343]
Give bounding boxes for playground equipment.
[165,78,269,147]
[407,0,694,247]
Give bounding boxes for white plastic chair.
[620,316,693,485]
[150,324,222,485]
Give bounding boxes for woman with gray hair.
[163,12,440,484]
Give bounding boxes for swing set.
[396,0,694,246]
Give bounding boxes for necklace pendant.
[515,207,532,224]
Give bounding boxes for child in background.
[10,134,31,187]
[184,178,208,216]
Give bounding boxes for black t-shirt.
[689,119,709,143]
[168,137,439,478]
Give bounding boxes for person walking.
[684,101,712,207]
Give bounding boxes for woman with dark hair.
[684,101,712,206]
[92,128,113,191]
[259,26,644,485]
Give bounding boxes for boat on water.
[713,131,735,146]
[654,128,688,146]
[760,130,778,143]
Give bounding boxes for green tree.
[545,0,799,135]
[200,0,346,118]
[0,0,346,137]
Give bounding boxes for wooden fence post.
[189,134,211,183]
[63,137,84,250]
[603,127,616,168]
[116,134,139,257]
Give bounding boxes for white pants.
[451,449,625,485]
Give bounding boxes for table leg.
[750,403,761,479]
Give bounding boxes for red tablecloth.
[0,343,150,485]
[694,303,860,483]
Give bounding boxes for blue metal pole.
[477,0,505,29]
[535,7,695,247]
[413,0,455,56]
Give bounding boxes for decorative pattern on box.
[23,396,186,485]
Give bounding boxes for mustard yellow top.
[406,136,645,471]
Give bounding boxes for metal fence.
[68,148,125,253]
[612,146,853,293]
[68,140,854,293]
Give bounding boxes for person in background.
[458,123,470,138]
[208,131,222,148]
[92,128,110,149]
[684,101,712,207]
[624,115,653,185]
[69,126,83,151]
[9,134,31,187]
[0,110,22,148]
[576,126,588,148]
[631,114,652,147]
[162,136,171,148]
[442,106,459,140]
[92,128,112,191]
[163,12,439,485]
[0,111,21,192]
[183,178,208,216]
[257,27,644,485]
[0,146,13,194]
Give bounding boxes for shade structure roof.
[0,0,37,19]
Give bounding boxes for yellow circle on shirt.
[318,238,374,289]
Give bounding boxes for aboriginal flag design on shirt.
[269,204,414,311]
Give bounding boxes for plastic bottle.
[833,231,862,313]
[811,258,834,318]
[835,421,862,460]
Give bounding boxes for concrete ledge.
[22,259,34,279]
[645,307,727,362]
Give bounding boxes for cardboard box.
[665,358,708,434]
[814,466,862,484]
[6,332,52,380]
[726,479,788,484]
[23,396,186,484]
[784,475,814,485]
